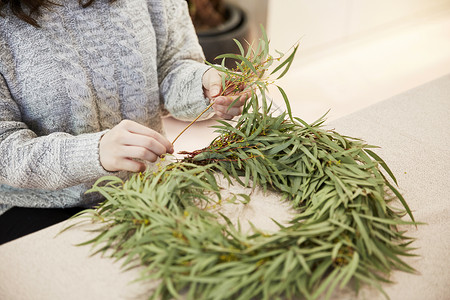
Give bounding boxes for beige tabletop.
[1,75,449,300]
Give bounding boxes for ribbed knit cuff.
[60,130,117,186]
[196,64,215,120]
[163,62,215,121]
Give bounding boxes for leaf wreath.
[68,27,418,300]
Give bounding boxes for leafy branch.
[172,26,299,144]
[66,26,419,300]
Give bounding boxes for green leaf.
[351,210,373,254]
[276,85,294,122]
[64,27,419,300]
[340,251,359,288]
[365,149,398,185]
[233,38,245,56]
[270,44,299,79]
[226,95,242,113]
[386,180,416,223]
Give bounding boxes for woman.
[0,0,246,243]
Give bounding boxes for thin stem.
[172,53,273,145]
[172,101,215,144]
[172,76,242,145]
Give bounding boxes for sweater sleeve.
[150,0,213,121]
[0,74,113,190]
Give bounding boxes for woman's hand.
[99,120,174,173]
[202,68,250,120]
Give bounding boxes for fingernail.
[212,88,220,98]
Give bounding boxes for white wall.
[262,0,450,123]
[226,0,269,42]
[267,0,450,59]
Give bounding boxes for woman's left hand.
[202,68,250,120]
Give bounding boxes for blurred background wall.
[260,0,450,122]
[169,0,450,150]
[194,0,450,122]
[226,0,269,42]
[267,0,450,59]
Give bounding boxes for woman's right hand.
[99,120,174,173]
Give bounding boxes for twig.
[172,101,215,144]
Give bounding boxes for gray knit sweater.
[0,0,212,215]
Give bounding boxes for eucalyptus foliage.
[70,27,418,300]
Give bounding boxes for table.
[1,75,449,300]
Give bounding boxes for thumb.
[203,68,223,98]
[210,84,221,98]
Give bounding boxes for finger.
[214,95,245,107]
[204,69,222,97]
[117,158,146,173]
[122,134,168,157]
[215,105,242,116]
[209,83,222,98]
[206,69,222,86]
[121,120,173,153]
[235,94,248,105]
[214,110,235,120]
[122,145,159,162]
[241,90,252,102]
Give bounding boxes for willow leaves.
[71,27,418,300]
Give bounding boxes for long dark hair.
[0,0,107,27]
